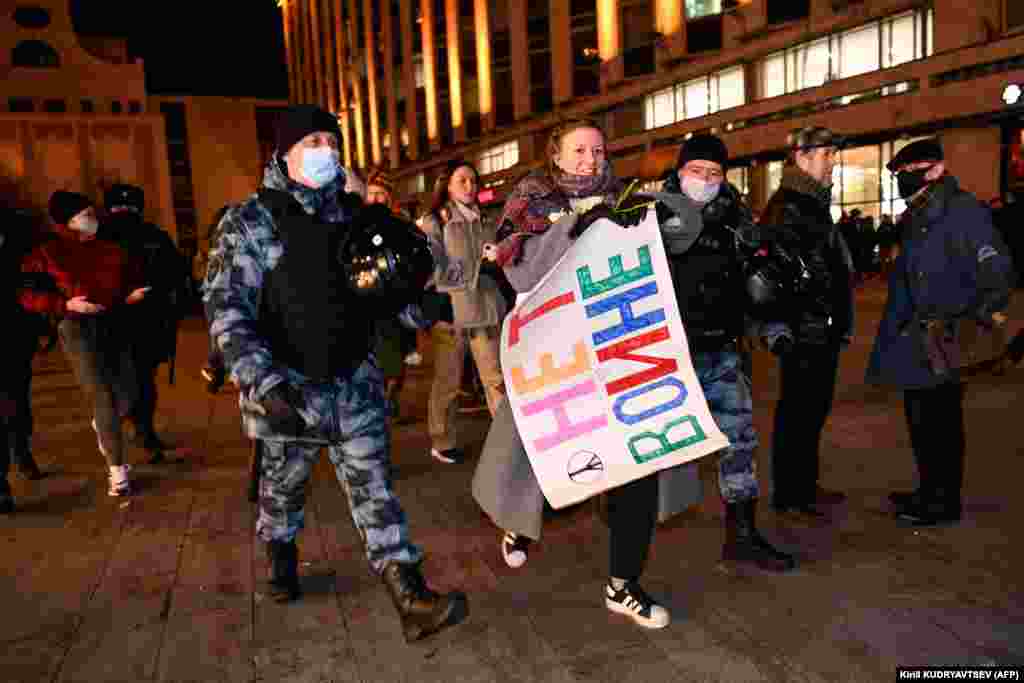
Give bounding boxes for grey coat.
[421,202,505,328]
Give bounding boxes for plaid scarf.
[494,163,624,266]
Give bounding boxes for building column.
[281,2,297,103]
[444,0,465,143]
[332,0,353,167]
[351,77,368,169]
[509,0,531,121]
[363,0,382,165]
[596,0,623,90]
[346,0,367,168]
[420,0,440,150]
[473,0,494,132]
[295,0,310,103]
[308,0,326,108]
[549,0,573,106]
[653,0,685,66]
[399,0,419,161]
[381,0,400,168]
[319,0,339,112]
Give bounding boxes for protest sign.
[500,209,729,509]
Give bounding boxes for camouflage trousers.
[692,348,760,503]
[252,360,423,574]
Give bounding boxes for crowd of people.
[1,104,1018,643]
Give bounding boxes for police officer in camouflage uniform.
[204,105,463,642]
[655,134,795,571]
[102,183,187,464]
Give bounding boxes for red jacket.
[19,225,145,316]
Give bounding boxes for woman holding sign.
[472,119,671,629]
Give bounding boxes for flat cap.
[886,137,943,172]
[787,126,846,151]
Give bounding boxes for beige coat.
[420,201,505,329]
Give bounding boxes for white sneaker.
[108,465,133,497]
[605,580,670,629]
[404,352,423,367]
[501,531,531,569]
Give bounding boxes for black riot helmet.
[105,183,145,214]
[743,241,808,318]
[339,204,434,309]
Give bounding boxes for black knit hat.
[105,183,144,212]
[886,137,943,172]
[677,134,729,169]
[48,190,93,225]
[275,105,342,155]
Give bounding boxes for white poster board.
[500,209,729,509]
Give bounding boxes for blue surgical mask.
[301,146,340,188]
[680,176,721,204]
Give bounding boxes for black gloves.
[768,335,794,356]
[569,204,615,240]
[259,383,306,436]
[569,197,655,240]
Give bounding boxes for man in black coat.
[759,126,855,521]
[102,184,188,463]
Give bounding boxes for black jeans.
[903,382,965,502]
[606,472,659,581]
[771,342,841,508]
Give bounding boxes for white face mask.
[680,175,722,204]
[70,217,99,236]
[301,146,340,188]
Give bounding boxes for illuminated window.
[643,65,746,130]
[726,166,749,196]
[686,0,722,19]
[477,140,520,175]
[759,10,933,99]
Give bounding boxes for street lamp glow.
[1004,84,1022,106]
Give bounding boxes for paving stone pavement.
[2,280,1023,683]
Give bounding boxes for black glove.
[768,335,795,356]
[259,383,306,436]
[612,193,656,228]
[569,204,615,240]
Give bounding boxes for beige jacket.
[420,201,505,329]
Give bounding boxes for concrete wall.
[0,0,146,112]
[0,113,176,238]
[150,96,287,249]
[942,127,1002,202]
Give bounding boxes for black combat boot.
[266,540,302,603]
[723,499,797,572]
[381,561,464,642]
[13,451,44,481]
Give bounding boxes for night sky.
[69,0,289,99]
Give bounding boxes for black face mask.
[896,168,932,199]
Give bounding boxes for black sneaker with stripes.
[604,580,670,629]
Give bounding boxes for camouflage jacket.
[203,155,426,408]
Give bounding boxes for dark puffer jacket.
[759,167,854,347]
